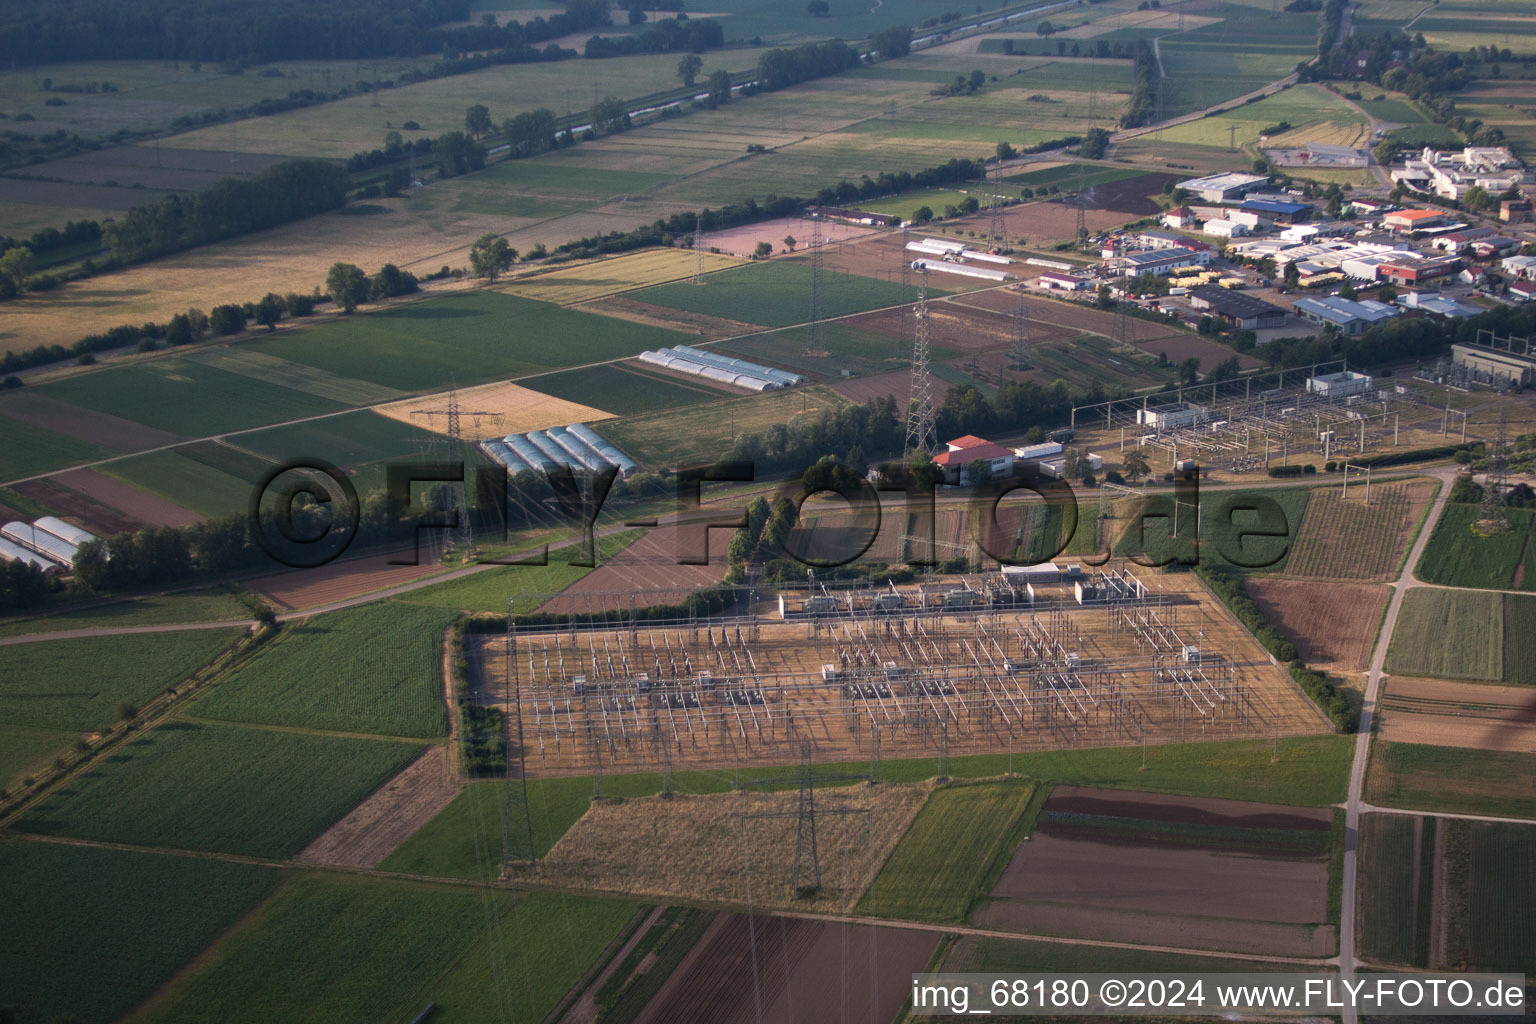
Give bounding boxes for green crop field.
[0,839,279,1024]
[0,414,111,481]
[1416,502,1536,590]
[1465,822,1536,973]
[0,629,242,732]
[0,722,73,788]
[103,448,260,519]
[1357,813,1420,966]
[1352,94,1427,125]
[253,291,691,391]
[39,357,349,437]
[858,781,1039,922]
[1386,589,1504,683]
[1004,163,1149,192]
[1366,741,1536,821]
[600,384,848,469]
[1122,486,1310,573]
[523,364,722,416]
[236,409,432,493]
[180,347,408,406]
[133,873,637,1024]
[633,259,934,328]
[192,603,457,738]
[1501,593,1536,685]
[718,321,925,379]
[0,589,254,638]
[398,530,641,614]
[15,721,423,858]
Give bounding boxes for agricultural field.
[0,414,112,483]
[191,602,458,737]
[1379,676,1536,754]
[1357,812,1432,967]
[376,378,614,438]
[397,529,642,613]
[857,780,1041,922]
[1141,84,1369,154]
[14,721,424,858]
[599,384,846,469]
[1004,162,1151,192]
[1462,821,1536,973]
[1416,502,1536,590]
[632,259,932,329]
[1244,578,1390,672]
[521,363,723,417]
[1384,588,1536,684]
[0,723,74,790]
[0,839,280,1024]
[1285,480,1436,581]
[253,290,692,391]
[235,409,435,493]
[100,448,260,520]
[541,784,930,913]
[971,785,1337,957]
[180,346,408,406]
[504,248,743,306]
[1158,2,1324,116]
[133,874,637,1024]
[945,933,1308,973]
[1366,741,1536,821]
[1454,75,1536,162]
[0,628,243,733]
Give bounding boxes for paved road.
[1336,464,1455,1024]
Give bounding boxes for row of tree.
[582,15,723,58]
[1119,40,1159,128]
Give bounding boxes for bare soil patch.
[1244,578,1390,672]
[8,474,154,534]
[1378,676,1536,753]
[248,550,449,611]
[294,745,459,867]
[631,913,939,1024]
[540,784,930,914]
[701,217,880,259]
[587,295,765,338]
[830,369,922,406]
[536,523,731,613]
[48,467,202,528]
[0,391,182,451]
[1136,333,1263,369]
[975,785,1334,958]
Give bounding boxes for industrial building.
[1174,172,1269,203]
[0,520,90,570]
[637,344,804,392]
[1186,286,1287,329]
[1293,296,1400,335]
[1262,142,1366,168]
[485,423,638,477]
[1136,402,1209,431]
[1398,292,1481,318]
[1452,341,1536,385]
[1382,208,1447,232]
[1305,370,1374,397]
[1389,146,1525,201]
[1500,254,1536,280]
[1239,198,1312,224]
[1036,270,1091,290]
[933,435,1015,485]
[1376,254,1460,286]
[1111,246,1208,277]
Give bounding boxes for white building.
[1306,370,1374,397]
[1500,254,1536,280]
[1202,218,1247,238]
[1390,146,1526,201]
[1174,172,1270,203]
[1136,402,1209,431]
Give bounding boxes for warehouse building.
[1293,296,1400,335]
[1174,172,1269,203]
[1187,286,1287,329]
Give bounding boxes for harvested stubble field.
[246,551,450,612]
[1366,741,1536,821]
[1286,480,1436,581]
[627,913,940,1024]
[700,216,880,259]
[0,839,280,1024]
[539,784,930,913]
[598,384,846,469]
[533,522,731,613]
[1378,677,1536,754]
[503,248,743,306]
[295,746,460,868]
[1243,578,1389,673]
[14,721,425,858]
[375,379,613,437]
[972,786,1337,958]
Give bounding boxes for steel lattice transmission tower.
[410,385,498,558]
[905,264,938,455]
[898,226,913,359]
[806,214,825,354]
[988,187,1007,248]
[738,743,869,896]
[1010,294,1030,370]
[691,210,705,284]
[1480,413,1511,532]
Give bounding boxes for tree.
[1036,19,1056,35]
[370,263,418,299]
[1463,185,1490,212]
[464,103,492,140]
[908,450,944,491]
[783,235,797,251]
[871,25,912,58]
[965,457,991,485]
[1284,261,1301,287]
[165,313,192,345]
[254,293,284,330]
[912,205,933,224]
[208,303,246,335]
[677,53,703,86]
[968,69,986,91]
[0,247,34,292]
[469,234,516,281]
[1339,282,1358,300]
[1122,450,1151,481]
[753,241,773,259]
[325,262,369,313]
[996,140,1016,161]
[706,69,732,106]
[807,0,830,15]
[1178,356,1200,384]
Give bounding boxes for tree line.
[583,15,724,58]
[1119,40,1159,128]
[103,158,347,264]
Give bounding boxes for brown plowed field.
[293,745,459,867]
[248,550,450,611]
[1136,334,1265,370]
[1378,676,1536,753]
[587,295,764,338]
[829,369,923,407]
[8,475,153,535]
[537,523,730,613]
[31,467,202,529]
[632,913,939,1024]
[1243,578,1390,672]
[975,786,1335,958]
[0,392,182,450]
